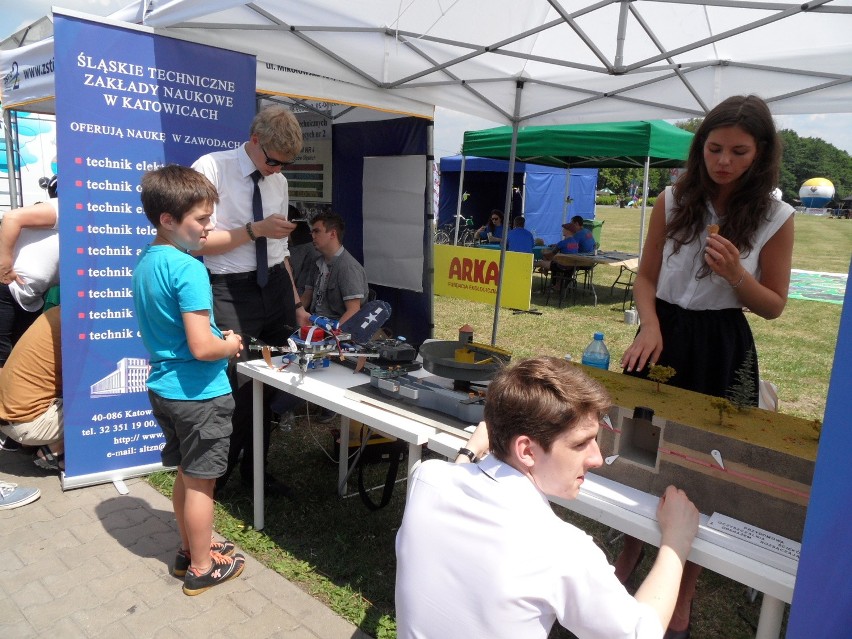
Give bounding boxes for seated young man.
[395,356,699,639]
[302,212,369,325]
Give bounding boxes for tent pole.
[426,120,436,339]
[561,168,572,224]
[491,81,524,346]
[454,155,466,245]
[3,109,19,209]
[638,155,651,259]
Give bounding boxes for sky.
[6,0,852,163]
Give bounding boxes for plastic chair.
[572,243,599,306]
[610,265,637,310]
[545,265,578,308]
[533,262,550,293]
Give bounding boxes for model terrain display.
[581,364,817,542]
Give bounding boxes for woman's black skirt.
[625,298,759,406]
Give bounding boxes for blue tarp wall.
[438,155,597,245]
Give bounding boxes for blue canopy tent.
[438,156,597,245]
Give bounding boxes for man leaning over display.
[395,356,699,639]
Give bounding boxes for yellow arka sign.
[433,244,532,310]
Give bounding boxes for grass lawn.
[150,207,851,638]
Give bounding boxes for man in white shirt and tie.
[192,105,309,496]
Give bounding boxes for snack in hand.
[707,223,720,235]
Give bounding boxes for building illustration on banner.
[90,357,148,398]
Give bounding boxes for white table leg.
[406,442,422,496]
[252,378,265,530]
[337,415,351,497]
[755,594,785,639]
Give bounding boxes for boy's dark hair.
[140,165,219,228]
[312,211,346,242]
[484,356,610,460]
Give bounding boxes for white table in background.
[428,431,794,639]
[236,358,436,530]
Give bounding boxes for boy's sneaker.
[183,551,245,596]
[0,482,40,509]
[173,538,236,577]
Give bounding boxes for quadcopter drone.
[248,300,411,379]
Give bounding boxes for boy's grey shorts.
[148,391,234,479]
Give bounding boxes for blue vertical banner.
[54,15,256,487]
[788,258,852,634]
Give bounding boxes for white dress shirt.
[395,455,663,639]
[657,186,794,311]
[192,143,290,275]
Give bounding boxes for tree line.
[597,119,852,206]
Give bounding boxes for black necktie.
[250,170,268,287]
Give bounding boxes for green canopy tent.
[463,119,694,170]
[462,120,693,253]
[460,120,693,343]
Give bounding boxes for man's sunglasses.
[261,144,293,168]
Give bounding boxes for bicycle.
[434,215,477,246]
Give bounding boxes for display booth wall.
[438,156,597,245]
[332,116,431,346]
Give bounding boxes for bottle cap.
[594,332,604,340]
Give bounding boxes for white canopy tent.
[5,0,852,125]
[4,0,852,206]
[136,0,852,125]
[2,0,852,336]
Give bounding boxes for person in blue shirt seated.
[475,209,504,242]
[506,216,535,253]
[566,215,596,253]
[537,223,578,272]
[535,223,582,290]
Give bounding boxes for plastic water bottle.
[581,332,610,370]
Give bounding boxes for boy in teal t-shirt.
[133,165,245,596]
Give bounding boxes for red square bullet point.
[75,158,83,164]
[79,334,86,340]
[75,180,82,187]
[78,313,85,318]
[78,291,85,297]
[77,269,84,276]
[77,248,84,254]
[76,226,83,232]
[76,203,83,209]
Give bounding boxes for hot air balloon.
[799,178,835,208]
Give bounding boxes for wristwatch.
[457,447,479,463]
